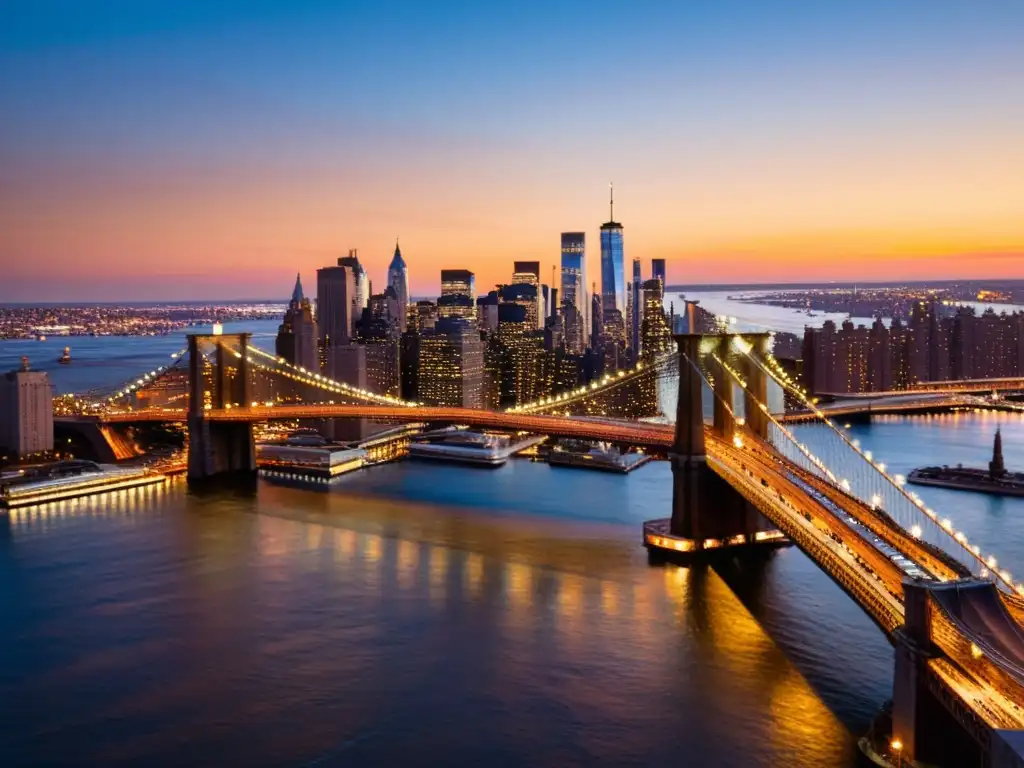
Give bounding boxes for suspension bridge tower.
[186,332,257,484]
[643,332,779,558]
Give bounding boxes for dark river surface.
[2,324,1023,766]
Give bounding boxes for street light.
[891,738,903,767]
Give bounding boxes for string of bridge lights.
[509,357,675,414]
[104,347,189,405]
[244,345,417,407]
[744,342,1020,595]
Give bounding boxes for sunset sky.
[1,0,1022,301]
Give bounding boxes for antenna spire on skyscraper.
[609,182,614,222]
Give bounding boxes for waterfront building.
[651,258,666,288]
[802,304,1024,394]
[323,344,374,440]
[418,317,484,408]
[275,273,318,372]
[0,358,53,458]
[560,232,588,354]
[356,303,401,398]
[600,186,626,347]
[387,239,409,333]
[868,317,892,392]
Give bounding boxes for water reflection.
[1,471,867,766]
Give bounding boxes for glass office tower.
[560,232,588,353]
[600,187,626,350]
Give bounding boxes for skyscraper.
[511,261,542,328]
[630,256,642,357]
[316,259,357,347]
[337,250,369,329]
[499,283,539,330]
[640,278,672,362]
[494,303,542,407]
[651,258,666,288]
[0,358,53,458]
[600,185,626,352]
[418,317,484,408]
[560,232,587,354]
[387,239,409,333]
[275,273,318,372]
[440,269,475,301]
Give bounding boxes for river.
[2,329,1023,765]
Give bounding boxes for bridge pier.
[742,333,770,440]
[186,333,257,485]
[892,580,932,765]
[644,333,779,559]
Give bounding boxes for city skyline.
[2,0,1023,302]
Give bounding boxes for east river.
[2,323,1024,765]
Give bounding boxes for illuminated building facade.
[560,232,588,354]
[629,256,642,358]
[512,261,542,329]
[0,359,53,458]
[802,304,1024,395]
[440,269,476,302]
[418,318,484,408]
[600,187,626,349]
[640,279,672,362]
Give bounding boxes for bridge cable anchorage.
[736,344,1021,595]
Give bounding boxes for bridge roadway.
[767,455,971,583]
[779,393,998,423]
[88,405,683,449]
[818,377,1024,398]
[713,435,1024,733]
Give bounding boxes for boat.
[547,440,652,473]
[58,346,71,364]
[37,334,46,342]
[0,460,165,508]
